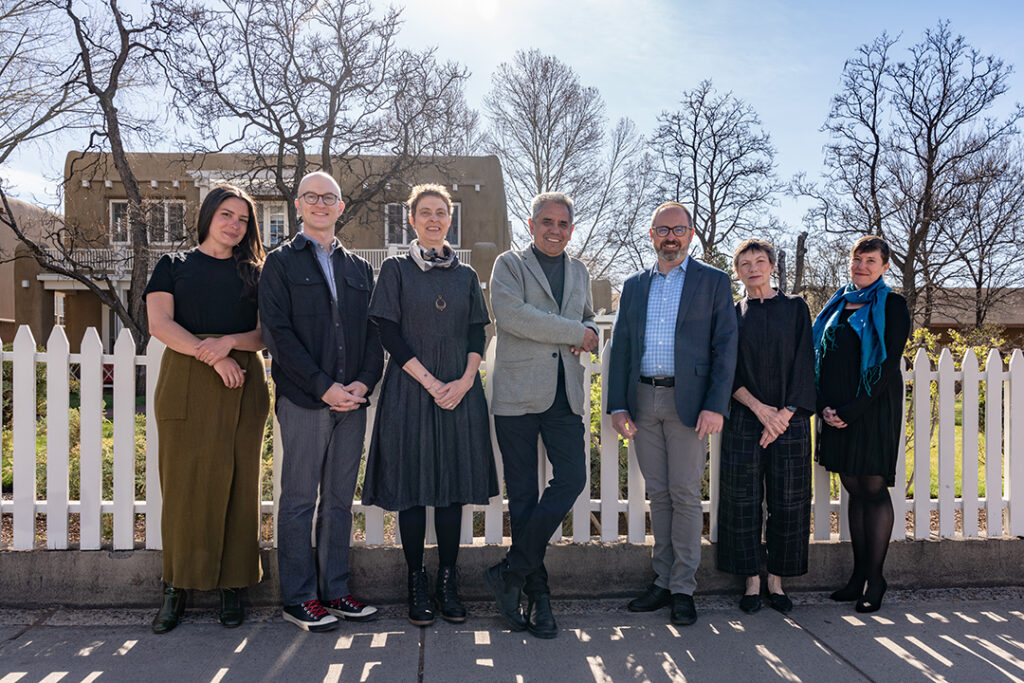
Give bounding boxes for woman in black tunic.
[718,239,816,615]
[363,184,497,627]
[813,236,910,613]
[145,185,269,633]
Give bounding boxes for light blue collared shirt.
[639,256,689,377]
[304,231,341,301]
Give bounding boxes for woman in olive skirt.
[145,185,269,633]
[363,184,497,627]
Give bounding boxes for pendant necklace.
[435,294,447,312]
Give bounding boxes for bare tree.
[0,0,171,349]
[0,0,89,165]
[940,144,1024,325]
[483,49,655,279]
[650,79,779,267]
[161,0,477,235]
[795,22,1023,324]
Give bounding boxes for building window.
[54,292,65,327]
[386,202,461,247]
[256,201,287,247]
[109,200,187,244]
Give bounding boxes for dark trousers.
[494,375,586,595]
[716,407,812,577]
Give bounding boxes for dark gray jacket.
[259,232,384,409]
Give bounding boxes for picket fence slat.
[483,338,504,544]
[1008,350,1024,536]
[4,324,1020,553]
[961,352,980,537]
[45,327,70,549]
[912,349,931,540]
[937,349,955,539]
[572,354,592,543]
[985,350,1003,536]
[112,329,136,550]
[78,328,104,550]
[13,327,37,550]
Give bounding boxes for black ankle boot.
[220,588,244,628]
[408,569,435,627]
[434,566,467,623]
[152,582,187,634]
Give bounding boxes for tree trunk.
[793,231,807,293]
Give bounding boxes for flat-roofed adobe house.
[16,151,512,352]
[926,287,1024,347]
[1,197,60,341]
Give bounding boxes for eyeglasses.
[300,192,340,206]
[653,225,691,237]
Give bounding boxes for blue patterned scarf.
[812,277,890,396]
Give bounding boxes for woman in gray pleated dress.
[363,184,497,627]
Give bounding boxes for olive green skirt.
[154,347,270,590]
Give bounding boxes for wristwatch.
[783,405,797,413]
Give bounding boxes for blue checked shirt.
[639,257,689,377]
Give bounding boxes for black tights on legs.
[833,474,892,600]
[398,504,464,571]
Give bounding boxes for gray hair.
[732,238,777,270]
[531,192,574,225]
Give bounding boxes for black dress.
[362,255,498,510]
[816,293,911,486]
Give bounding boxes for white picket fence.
[2,325,1023,551]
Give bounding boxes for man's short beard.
[657,245,683,262]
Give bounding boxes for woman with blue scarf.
[812,236,910,613]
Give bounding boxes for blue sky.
[4,0,1023,229]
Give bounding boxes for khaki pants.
[633,383,707,595]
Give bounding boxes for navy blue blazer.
[606,257,738,428]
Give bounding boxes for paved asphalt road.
[1,588,1023,682]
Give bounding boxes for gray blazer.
[489,247,598,417]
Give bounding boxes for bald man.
[260,171,384,631]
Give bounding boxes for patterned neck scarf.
[408,239,457,272]
[812,277,891,396]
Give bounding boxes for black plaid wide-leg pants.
[716,407,812,577]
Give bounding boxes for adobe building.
[20,151,517,351]
[0,197,59,342]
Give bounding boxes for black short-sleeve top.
[143,249,258,335]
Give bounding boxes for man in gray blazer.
[606,201,737,626]
[483,192,600,639]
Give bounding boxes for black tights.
[840,474,893,589]
[398,504,463,571]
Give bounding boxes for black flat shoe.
[855,579,887,613]
[739,593,762,614]
[628,584,671,612]
[152,582,187,634]
[219,588,244,627]
[768,592,793,614]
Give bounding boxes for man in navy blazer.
[606,201,737,625]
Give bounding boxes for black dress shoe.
[767,592,793,614]
[628,584,671,612]
[830,575,865,602]
[526,593,558,639]
[219,588,244,627]
[482,562,527,631]
[670,593,697,626]
[739,593,762,614]
[152,582,187,634]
